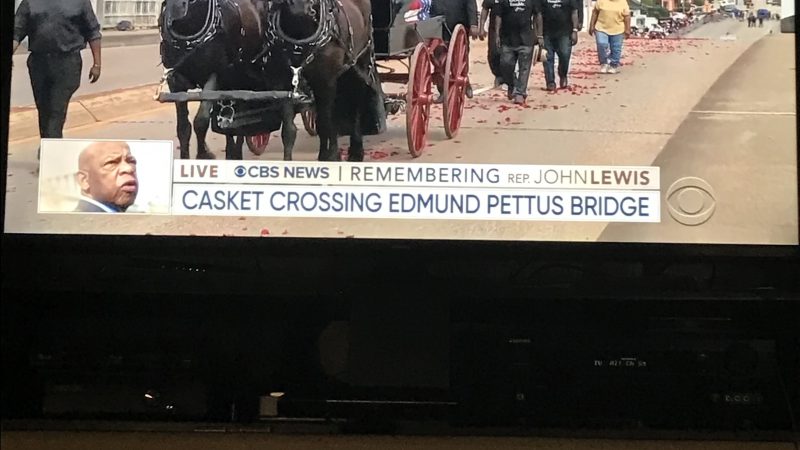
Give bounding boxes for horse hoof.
[347,155,364,162]
[197,151,216,160]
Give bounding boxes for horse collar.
[164,0,224,51]
[268,0,340,69]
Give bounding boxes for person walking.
[431,0,479,102]
[479,0,505,87]
[496,0,538,104]
[13,0,102,145]
[535,0,580,91]
[588,0,630,74]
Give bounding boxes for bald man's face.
[76,142,139,210]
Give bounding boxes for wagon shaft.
[157,90,310,103]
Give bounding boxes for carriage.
[155,0,470,159]
[371,0,471,156]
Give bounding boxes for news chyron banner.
[35,138,660,221]
[171,161,661,222]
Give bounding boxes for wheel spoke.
[406,43,432,156]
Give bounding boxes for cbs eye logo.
[665,177,716,226]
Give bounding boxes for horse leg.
[235,136,245,160]
[281,103,298,161]
[225,134,244,160]
[168,76,192,159]
[314,86,340,162]
[346,107,364,162]
[193,74,218,160]
[176,102,193,159]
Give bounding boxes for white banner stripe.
[171,184,661,223]
[173,161,661,190]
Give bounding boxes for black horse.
[159,0,264,159]
[268,0,386,161]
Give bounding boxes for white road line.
[473,85,497,95]
[691,110,796,116]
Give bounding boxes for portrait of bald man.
[74,141,139,213]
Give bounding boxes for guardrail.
[101,0,160,28]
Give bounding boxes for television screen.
[4,0,797,245]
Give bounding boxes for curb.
[8,83,166,143]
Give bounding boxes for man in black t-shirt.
[479,0,504,87]
[496,0,538,104]
[13,0,103,144]
[535,0,579,91]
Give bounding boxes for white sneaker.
[608,66,619,74]
[599,64,610,74]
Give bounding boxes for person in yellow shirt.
[588,0,631,74]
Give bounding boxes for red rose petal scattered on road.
[260,228,270,236]
[369,151,389,160]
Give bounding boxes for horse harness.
[159,0,259,82]
[158,0,376,107]
[264,0,374,98]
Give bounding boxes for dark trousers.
[542,34,572,86]
[27,51,82,139]
[501,45,533,98]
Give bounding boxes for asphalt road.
[11,43,163,108]
[5,19,794,245]
[599,31,797,244]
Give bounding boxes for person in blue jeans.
[535,0,580,91]
[496,0,538,104]
[588,0,630,74]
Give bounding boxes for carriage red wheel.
[406,42,433,158]
[443,24,469,139]
[246,133,271,156]
[301,109,317,136]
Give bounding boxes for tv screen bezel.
[1,4,798,267]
